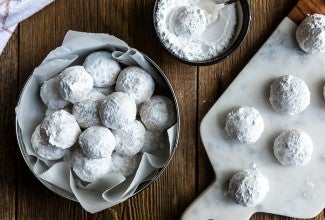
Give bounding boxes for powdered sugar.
[273,130,313,167]
[40,76,69,109]
[155,0,237,61]
[269,75,310,115]
[59,66,94,103]
[70,148,112,182]
[40,110,81,149]
[168,6,211,40]
[225,106,264,144]
[139,95,176,132]
[100,92,137,130]
[78,126,116,158]
[296,14,325,54]
[228,168,269,207]
[72,90,106,128]
[109,152,141,177]
[83,51,121,87]
[31,125,68,160]
[115,66,155,104]
[113,120,146,156]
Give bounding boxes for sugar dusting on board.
[155,0,237,61]
[303,179,316,200]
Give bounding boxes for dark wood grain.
[0,30,18,220]
[0,0,323,219]
[289,0,325,23]
[17,2,89,220]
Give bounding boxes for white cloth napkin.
[0,0,53,54]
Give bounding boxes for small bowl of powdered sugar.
[153,0,250,65]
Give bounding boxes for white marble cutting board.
[181,15,325,220]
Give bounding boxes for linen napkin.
[0,0,53,54]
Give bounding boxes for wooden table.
[1,0,324,219]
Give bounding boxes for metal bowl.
[15,52,180,202]
[153,0,250,66]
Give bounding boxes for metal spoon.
[196,0,238,24]
[214,0,238,4]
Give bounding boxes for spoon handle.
[224,0,238,5]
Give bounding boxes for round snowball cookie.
[225,106,264,144]
[70,149,112,182]
[228,169,269,207]
[59,66,93,103]
[31,125,68,160]
[113,120,145,156]
[72,90,105,128]
[78,126,116,158]
[296,14,325,54]
[83,51,121,87]
[109,152,141,177]
[269,75,310,115]
[142,130,167,153]
[274,130,313,167]
[100,92,137,130]
[116,66,155,104]
[40,76,69,109]
[168,6,210,39]
[41,110,81,149]
[139,95,176,131]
